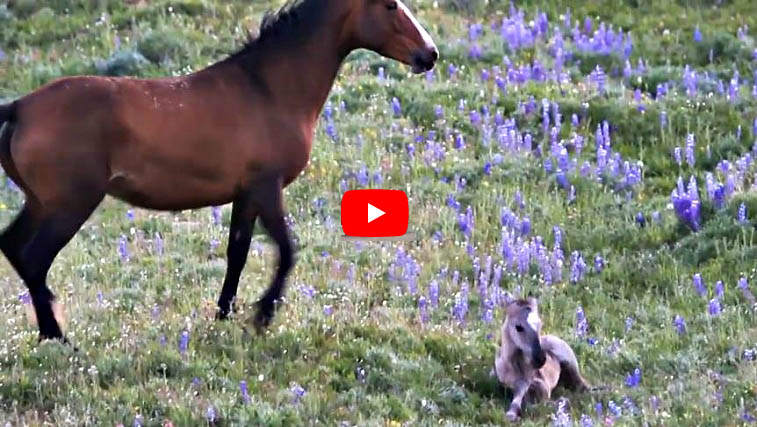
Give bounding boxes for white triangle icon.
[367,203,385,223]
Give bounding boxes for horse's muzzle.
[411,47,439,73]
[532,349,547,369]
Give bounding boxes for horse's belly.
[106,168,238,210]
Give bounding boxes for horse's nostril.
[430,48,439,62]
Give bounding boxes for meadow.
[1,0,757,425]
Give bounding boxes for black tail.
[0,102,22,187]
[0,102,13,128]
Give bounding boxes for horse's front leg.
[248,174,295,333]
[216,194,258,320]
[507,380,531,421]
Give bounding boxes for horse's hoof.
[38,335,79,352]
[252,300,274,334]
[215,310,230,321]
[506,408,521,422]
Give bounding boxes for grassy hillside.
[1,0,757,425]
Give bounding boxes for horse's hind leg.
[216,195,257,320]
[14,194,103,341]
[0,204,39,278]
[247,175,294,332]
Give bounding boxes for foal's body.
[494,297,588,421]
[0,0,437,342]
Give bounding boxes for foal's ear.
[526,294,538,308]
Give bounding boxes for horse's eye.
[515,325,524,333]
[386,1,398,10]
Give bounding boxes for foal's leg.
[216,196,257,320]
[507,380,531,421]
[248,176,294,332]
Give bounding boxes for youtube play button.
[341,189,409,237]
[368,203,385,223]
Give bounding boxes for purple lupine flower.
[673,147,682,166]
[575,306,588,338]
[453,283,469,324]
[209,238,220,252]
[418,296,429,324]
[715,280,724,297]
[240,380,251,404]
[454,134,465,150]
[552,398,572,427]
[694,27,702,43]
[178,330,189,355]
[520,217,531,235]
[18,292,31,305]
[739,203,748,224]
[594,255,604,273]
[660,111,668,128]
[708,298,722,317]
[693,273,707,297]
[608,400,622,417]
[133,414,143,427]
[211,206,221,225]
[652,211,661,223]
[625,367,641,387]
[623,396,639,416]
[447,194,461,212]
[291,384,306,404]
[323,305,333,316]
[126,209,135,221]
[595,402,603,418]
[625,316,634,333]
[738,276,756,304]
[635,212,646,227]
[118,235,130,262]
[590,65,607,94]
[571,113,579,127]
[570,251,586,284]
[514,190,524,210]
[673,314,686,334]
[325,122,338,141]
[458,205,474,239]
[671,181,701,231]
[579,414,593,427]
[429,280,439,308]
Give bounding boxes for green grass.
[1,0,757,425]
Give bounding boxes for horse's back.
[541,334,589,391]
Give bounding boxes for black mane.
[226,0,329,61]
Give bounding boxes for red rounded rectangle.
[341,189,409,237]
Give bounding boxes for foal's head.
[348,0,438,73]
[505,297,547,369]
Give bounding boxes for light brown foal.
[0,0,437,344]
[494,296,589,421]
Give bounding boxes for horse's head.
[348,0,438,73]
[505,296,547,369]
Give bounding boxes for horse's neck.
[232,12,351,122]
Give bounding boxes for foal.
[0,0,437,343]
[493,297,589,421]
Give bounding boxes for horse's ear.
[526,294,538,307]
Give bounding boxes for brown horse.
[0,0,437,343]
